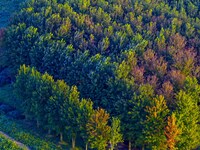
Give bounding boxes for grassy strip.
[0,115,64,150]
[0,133,25,150]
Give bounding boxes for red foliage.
[169,70,186,89]
[143,49,167,77]
[172,48,196,75]
[158,81,174,102]
[146,75,158,90]
[167,33,186,55]
[131,66,144,84]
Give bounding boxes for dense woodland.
[0,0,200,149]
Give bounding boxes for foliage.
[1,0,200,149]
[175,90,200,149]
[0,133,25,150]
[86,108,111,150]
[164,113,180,150]
[110,117,123,150]
[0,115,61,150]
[143,95,169,149]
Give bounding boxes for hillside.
[0,0,200,149]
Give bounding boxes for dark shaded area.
[0,0,25,28]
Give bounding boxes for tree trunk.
[48,129,51,135]
[36,119,40,128]
[110,144,114,150]
[72,137,76,149]
[110,141,114,150]
[142,145,144,150]
[60,132,63,142]
[85,143,88,150]
[129,141,131,150]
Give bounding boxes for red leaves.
[143,49,167,77]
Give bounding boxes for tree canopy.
[1,0,200,149]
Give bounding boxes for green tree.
[110,117,123,150]
[123,84,154,149]
[143,95,169,150]
[86,108,111,150]
[32,72,54,128]
[15,65,33,118]
[45,79,70,141]
[61,86,81,149]
[79,99,94,150]
[175,90,200,149]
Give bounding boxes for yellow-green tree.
[86,108,111,150]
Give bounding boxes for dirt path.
[0,131,31,150]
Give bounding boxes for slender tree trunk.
[142,145,144,150]
[72,137,76,149]
[129,141,131,150]
[36,119,40,128]
[85,143,88,150]
[110,144,114,150]
[48,129,51,135]
[25,115,28,121]
[60,132,63,142]
[110,141,114,150]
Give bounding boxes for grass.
[0,115,65,150]
[0,133,25,150]
[0,84,69,149]
[0,84,67,149]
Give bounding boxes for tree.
[110,117,123,150]
[86,108,111,150]
[175,90,200,149]
[164,113,180,150]
[142,95,169,150]
[61,86,81,149]
[45,80,70,141]
[32,72,54,128]
[123,84,155,149]
[79,99,94,150]
[183,76,200,103]
[15,65,34,118]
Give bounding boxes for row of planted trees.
[14,65,200,150]
[14,65,123,150]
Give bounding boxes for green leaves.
[110,117,123,150]
[143,95,169,149]
[175,90,200,149]
[86,108,111,150]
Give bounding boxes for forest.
[0,0,200,149]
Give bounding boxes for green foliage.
[0,134,25,150]
[14,65,98,149]
[2,0,200,149]
[175,90,200,150]
[86,108,111,150]
[45,79,70,138]
[143,95,169,149]
[78,99,94,148]
[0,115,61,149]
[110,117,123,150]
[121,84,154,148]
